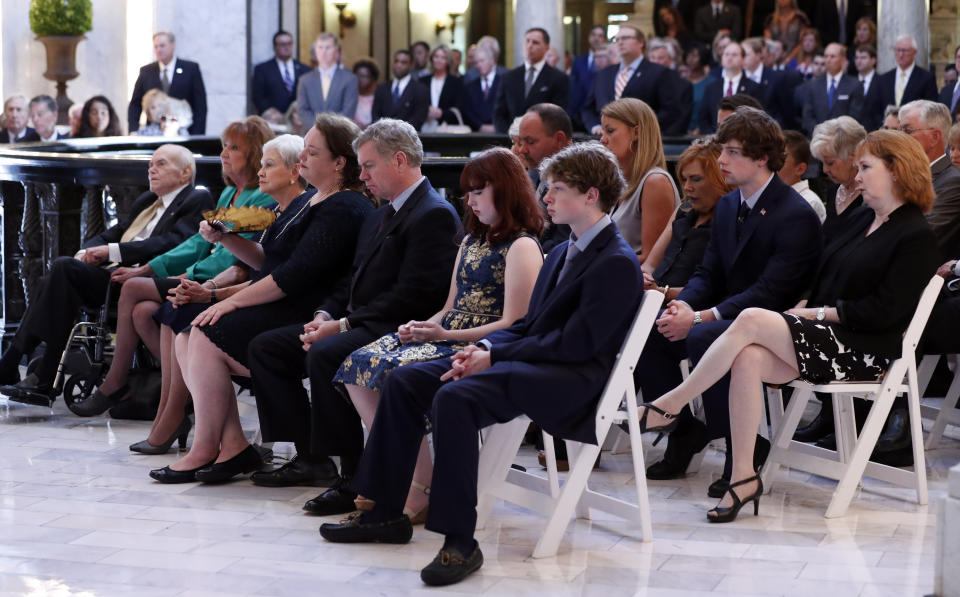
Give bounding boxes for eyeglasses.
[894,48,915,54]
[613,35,637,42]
[898,126,933,135]
[160,115,179,122]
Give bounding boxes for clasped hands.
[397,320,446,344]
[167,277,211,308]
[439,344,490,381]
[656,300,696,342]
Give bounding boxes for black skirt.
[153,300,211,335]
[782,313,889,385]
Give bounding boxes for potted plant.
[30,0,93,123]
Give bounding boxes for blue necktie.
[827,78,837,110]
[282,64,294,93]
[952,83,960,115]
[392,82,401,106]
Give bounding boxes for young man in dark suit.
[246,119,462,510]
[581,25,680,135]
[372,50,430,131]
[128,31,207,134]
[699,42,764,134]
[568,25,607,130]
[493,28,569,133]
[801,43,865,135]
[635,107,822,494]
[0,145,213,404]
[873,35,938,126]
[319,141,643,587]
[251,30,310,115]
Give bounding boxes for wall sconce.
[333,2,356,38]
[435,12,463,38]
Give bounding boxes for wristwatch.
[693,311,702,324]
[339,317,350,333]
[816,306,826,321]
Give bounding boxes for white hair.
[810,116,867,161]
[263,134,305,168]
[895,35,918,51]
[164,98,193,129]
[900,99,952,142]
[157,144,197,184]
[477,35,500,61]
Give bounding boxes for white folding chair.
[917,354,960,449]
[475,289,665,557]
[762,275,943,518]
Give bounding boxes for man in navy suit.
[742,37,800,130]
[0,95,35,143]
[873,35,938,126]
[493,28,569,133]
[938,45,960,120]
[699,43,764,134]
[251,31,310,116]
[21,96,66,143]
[568,25,608,130]
[296,33,360,131]
[128,31,207,134]
[581,25,681,135]
[371,50,430,131]
[801,43,865,135]
[319,141,643,587]
[693,1,742,45]
[635,108,822,492]
[247,119,461,510]
[460,47,501,131]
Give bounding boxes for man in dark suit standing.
[581,25,680,135]
[801,43,864,135]
[742,37,800,130]
[460,47,502,131]
[693,1,742,45]
[21,96,66,142]
[699,43,764,134]
[493,28,569,133]
[296,33,360,131]
[855,44,881,131]
[128,31,207,134]
[0,95,35,143]
[0,145,213,404]
[319,141,643,588]
[874,35,938,126]
[938,45,960,120]
[635,108,822,492]
[372,50,430,131]
[568,25,608,130]
[251,30,310,116]
[247,119,461,512]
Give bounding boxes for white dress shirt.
[107,184,187,263]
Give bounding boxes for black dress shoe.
[250,455,339,487]
[108,393,160,421]
[645,419,708,480]
[149,459,216,484]
[793,410,834,443]
[319,513,413,544]
[194,445,264,483]
[420,542,484,586]
[70,384,130,417]
[1,373,56,407]
[303,477,357,515]
[816,432,837,450]
[874,407,911,453]
[870,444,914,467]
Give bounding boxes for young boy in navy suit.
[320,142,644,586]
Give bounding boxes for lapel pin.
[760,208,766,216]
[176,67,183,74]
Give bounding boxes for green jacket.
[148,186,274,280]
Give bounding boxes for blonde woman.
[599,98,679,263]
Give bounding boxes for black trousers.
[352,357,524,540]
[921,292,960,355]
[247,322,377,475]
[13,256,112,381]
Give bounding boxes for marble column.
[513,0,563,68]
[877,0,930,73]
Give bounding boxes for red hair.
[460,147,544,243]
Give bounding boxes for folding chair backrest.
[901,275,944,357]
[594,289,664,440]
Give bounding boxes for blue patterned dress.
[334,234,526,392]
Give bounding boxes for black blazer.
[0,127,36,143]
[251,58,311,114]
[929,156,960,257]
[419,74,465,125]
[128,59,207,134]
[874,66,938,125]
[698,76,764,134]
[493,64,569,133]
[801,73,864,135]
[85,186,214,266]
[693,2,742,44]
[317,178,462,337]
[679,174,823,318]
[756,66,801,130]
[482,222,643,444]
[19,129,67,143]
[460,74,502,131]
[938,82,960,120]
[810,202,939,357]
[581,60,680,133]
[371,79,430,132]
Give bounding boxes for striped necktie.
[614,67,630,100]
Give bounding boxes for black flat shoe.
[195,445,264,483]
[149,459,216,484]
[645,420,709,481]
[130,417,192,454]
[70,384,130,417]
[303,477,357,515]
[420,542,484,586]
[250,455,339,487]
[707,474,763,523]
[793,410,834,443]
[319,513,413,544]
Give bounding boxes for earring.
[290,180,295,185]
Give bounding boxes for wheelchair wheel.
[63,372,101,412]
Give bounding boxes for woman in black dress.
[634,130,940,523]
[810,116,870,244]
[149,114,374,483]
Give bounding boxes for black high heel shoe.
[707,474,763,523]
[130,417,192,454]
[149,458,216,484]
[638,404,680,446]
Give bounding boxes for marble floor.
[0,390,955,597]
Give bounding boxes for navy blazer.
[85,186,214,266]
[568,52,597,126]
[693,2,742,44]
[755,66,801,130]
[493,64,569,133]
[0,127,36,143]
[316,178,462,337]
[371,79,430,132]
[128,59,207,134]
[19,129,67,143]
[419,74,465,125]
[938,82,960,120]
[581,60,680,133]
[482,222,643,443]
[698,76,764,134]
[801,73,864,135]
[874,66,938,125]
[460,74,501,131]
[678,174,823,319]
[251,58,311,114]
